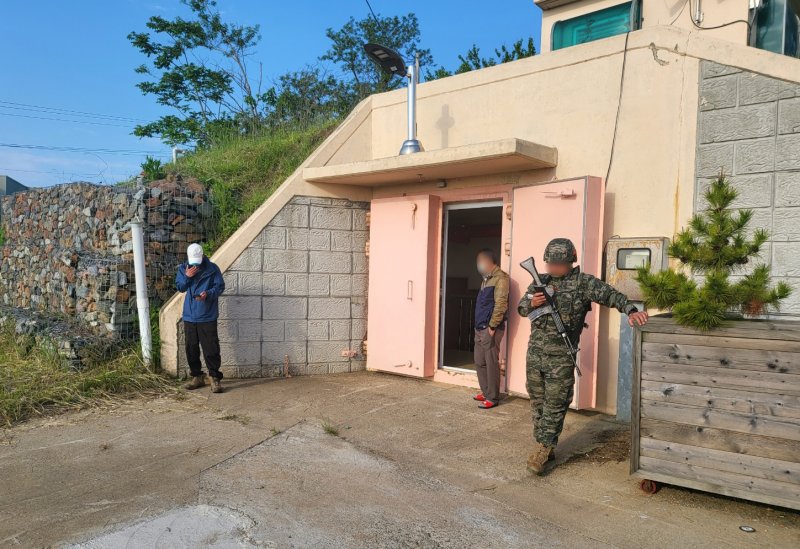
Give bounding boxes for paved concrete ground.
[1,371,798,548]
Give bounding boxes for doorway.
[439,202,504,371]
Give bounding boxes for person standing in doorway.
[519,238,649,474]
[176,243,226,393]
[473,249,509,409]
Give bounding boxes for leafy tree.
[128,0,267,145]
[263,67,349,128]
[428,37,536,79]
[636,174,791,330]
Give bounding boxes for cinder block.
[284,320,308,341]
[219,365,262,378]
[220,342,260,366]
[330,274,351,297]
[230,247,262,271]
[262,273,285,295]
[305,363,331,375]
[309,197,333,205]
[262,320,285,342]
[263,249,309,273]
[353,209,368,231]
[308,320,329,340]
[223,272,238,295]
[238,272,263,295]
[328,362,351,374]
[351,318,367,340]
[308,341,350,362]
[218,296,261,320]
[696,143,733,177]
[350,360,367,372]
[330,231,353,252]
[262,365,286,378]
[309,274,330,296]
[352,231,368,253]
[699,74,738,111]
[776,172,800,207]
[353,252,368,274]
[351,340,365,359]
[699,103,776,144]
[310,206,352,230]
[351,297,367,319]
[263,296,308,319]
[696,174,773,210]
[286,274,309,296]
[778,97,800,135]
[309,229,331,250]
[777,134,800,171]
[309,297,350,319]
[735,138,775,174]
[772,243,800,277]
[352,274,368,296]
[745,208,773,239]
[270,204,309,228]
[291,196,311,205]
[701,61,740,79]
[772,209,800,241]
[262,342,307,364]
[217,320,238,343]
[287,228,309,250]
[310,251,352,274]
[238,320,262,342]
[256,227,286,249]
[774,279,800,315]
[738,72,799,105]
[329,319,351,340]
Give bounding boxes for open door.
[367,195,440,377]
[506,177,604,409]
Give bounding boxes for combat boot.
[527,442,554,474]
[184,375,206,390]
[210,377,223,394]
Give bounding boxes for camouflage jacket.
[517,267,637,350]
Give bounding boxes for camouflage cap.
[544,238,577,263]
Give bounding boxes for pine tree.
[636,174,791,330]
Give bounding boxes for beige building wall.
[537,0,750,53]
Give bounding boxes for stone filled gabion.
[0,175,213,340]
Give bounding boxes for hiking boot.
[526,442,554,474]
[184,375,206,390]
[210,377,223,394]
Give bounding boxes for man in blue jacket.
[176,243,226,393]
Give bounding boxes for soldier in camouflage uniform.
[518,238,649,474]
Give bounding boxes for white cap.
[187,243,204,265]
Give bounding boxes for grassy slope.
[173,121,337,251]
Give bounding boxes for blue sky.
[0,1,541,187]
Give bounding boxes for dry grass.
[0,328,179,427]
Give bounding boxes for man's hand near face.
[186,265,200,278]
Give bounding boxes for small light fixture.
[436,180,447,188]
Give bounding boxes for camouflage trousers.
[525,348,576,447]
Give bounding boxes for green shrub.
[141,155,166,181]
[636,174,791,330]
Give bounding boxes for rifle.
[519,257,582,377]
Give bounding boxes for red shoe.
[473,393,486,401]
[478,400,496,409]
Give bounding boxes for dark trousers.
[185,320,223,379]
[474,328,504,402]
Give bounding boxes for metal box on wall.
[604,237,669,302]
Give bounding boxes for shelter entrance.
[438,202,504,371]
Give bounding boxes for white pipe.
[399,55,422,155]
[131,220,152,365]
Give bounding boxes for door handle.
[407,280,413,300]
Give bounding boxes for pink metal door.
[367,195,440,377]
[506,177,605,409]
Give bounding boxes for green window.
[552,1,640,51]
[754,0,799,58]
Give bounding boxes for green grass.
[0,328,179,427]
[321,421,340,436]
[171,121,337,251]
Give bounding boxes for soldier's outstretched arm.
[584,274,638,315]
[517,282,539,317]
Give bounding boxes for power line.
[0,111,134,128]
[365,0,378,22]
[0,142,169,157]
[0,99,147,123]
[0,166,119,177]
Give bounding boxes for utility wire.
[0,142,168,157]
[365,0,379,22]
[0,99,147,123]
[604,32,630,187]
[0,111,134,128]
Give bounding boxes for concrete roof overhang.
[302,138,557,187]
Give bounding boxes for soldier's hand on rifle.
[628,311,649,326]
[530,292,547,308]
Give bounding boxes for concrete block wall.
[179,196,370,378]
[697,61,800,316]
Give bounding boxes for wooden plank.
[639,456,800,505]
[640,399,800,441]
[642,341,800,375]
[631,469,800,511]
[640,380,800,419]
[640,438,800,485]
[640,418,800,463]
[643,331,800,353]
[640,316,800,342]
[630,327,643,474]
[641,361,800,396]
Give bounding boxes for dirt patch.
[563,426,629,465]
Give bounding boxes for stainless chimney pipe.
[399,54,422,155]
